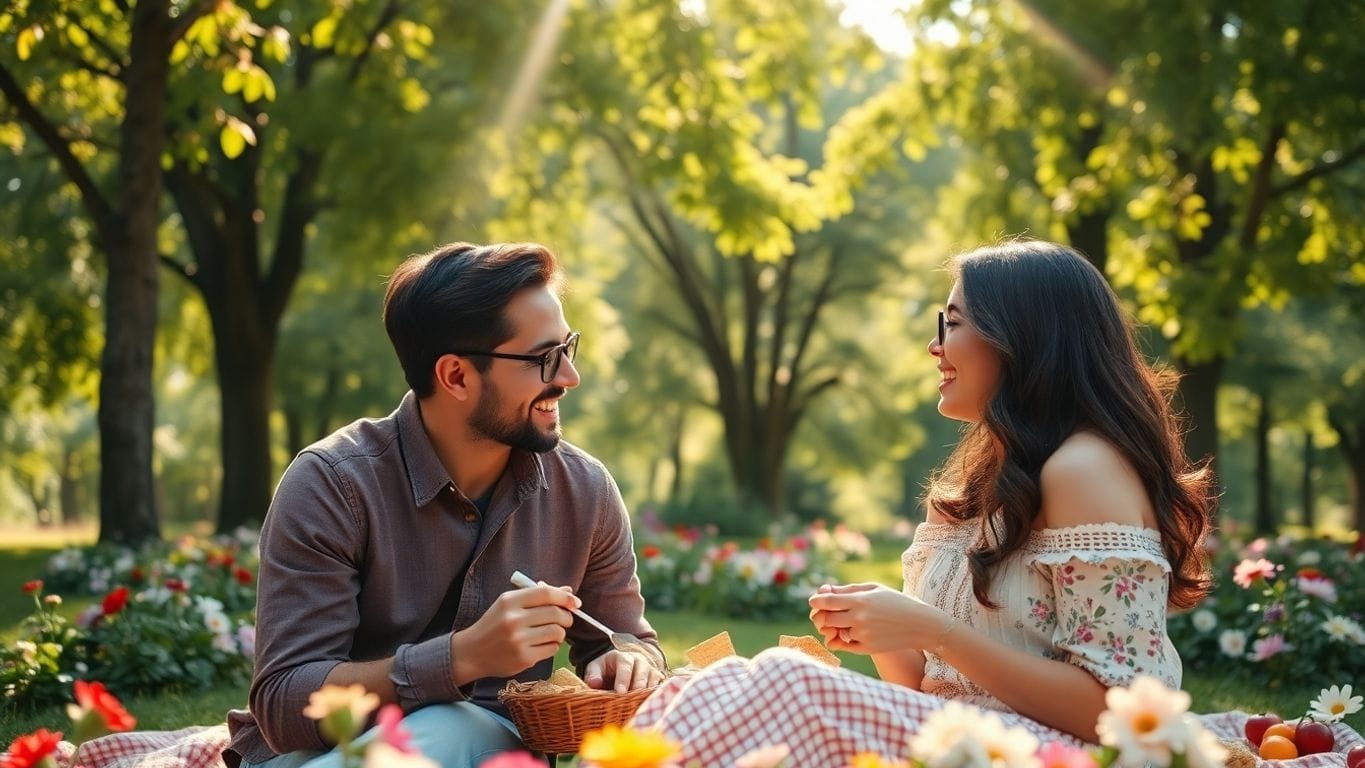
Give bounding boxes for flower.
[736,744,791,768]
[1308,684,1363,722]
[849,755,910,768]
[1321,615,1365,644]
[1037,742,1099,768]
[1247,634,1291,662]
[3,728,64,768]
[101,586,129,616]
[1296,574,1338,602]
[364,741,438,768]
[480,752,545,768]
[1190,610,1216,633]
[23,580,44,594]
[1217,630,1247,658]
[375,705,414,754]
[1095,675,1192,767]
[578,724,681,768]
[1232,558,1276,588]
[67,680,136,736]
[910,701,1038,768]
[1165,713,1228,768]
[303,684,381,744]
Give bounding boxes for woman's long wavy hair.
[924,240,1214,610]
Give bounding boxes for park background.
[1,0,1363,751]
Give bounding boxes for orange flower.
[579,724,680,768]
[4,728,64,768]
[69,681,137,734]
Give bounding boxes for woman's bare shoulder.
[1039,432,1156,530]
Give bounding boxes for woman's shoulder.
[1038,431,1156,530]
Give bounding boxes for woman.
[630,240,1216,766]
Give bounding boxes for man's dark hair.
[383,242,562,397]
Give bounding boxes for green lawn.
[2,543,1360,745]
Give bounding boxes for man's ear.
[433,354,473,401]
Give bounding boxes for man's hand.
[584,649,665,693]
[450,584,578,685]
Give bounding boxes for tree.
[488,0,934,515]
[885,0,1365,474]
[0,0,238,544]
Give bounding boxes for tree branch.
[1239,122,1286,249]
[0,62,114,238]
[1270,139,1365,198]
[169,0,217,44]
[66,16,128,72]
[346,0,403,83]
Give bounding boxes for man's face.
[467,286,581,452]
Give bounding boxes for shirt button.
[464,512,477,523]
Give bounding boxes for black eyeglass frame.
[937,310,946,347]
[447,332,580,383]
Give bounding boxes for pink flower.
[1248,634,1291,661]
[1038,742,1099,768]
[1232,558,1276,588]
[479,752,544,768]
[1296,574,1338,603]
[376,704,414,753]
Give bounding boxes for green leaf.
[219,120,255,159]
[311,15,338,49]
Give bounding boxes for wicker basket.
[498,680,657,754]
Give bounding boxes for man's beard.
[469,382,565,453]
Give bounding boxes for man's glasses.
[448,332,580,383]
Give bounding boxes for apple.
[1345,744,1365,768]
[1245,713,1283,745]
[1293,720,1334,755]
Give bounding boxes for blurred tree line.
[1,0,1362,544]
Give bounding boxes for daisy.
[1096,675,1191,768]
[1321,615,1365,645]
[1167,713,1229,768]
[1217,629,1247,658]
[1308,684,1363,723]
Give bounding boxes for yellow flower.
[849,754,910,768]
[579,724,680,768]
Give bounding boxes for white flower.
[1321,615,1365,645]
[1296,576,1338,603]
[16,641,37,662]
[1166,713,1228,768]
[1308,684,1363,722]
[1217,629,1247,658]
[1096,675,1192,768]
[1295,550,1321,566]
[1191,610,1217,633]
[204,611,231,635]
[735,744,791,768]
[911,701,1038,768]
[212,633,237,653]
[194,596,226,616]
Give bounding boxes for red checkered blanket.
[630,649,1363,768]
[48,725,229,768]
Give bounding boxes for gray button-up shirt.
[226,392,659,764]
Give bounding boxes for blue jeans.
[242,703,531,768]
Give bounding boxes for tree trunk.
[1301,428,1315,531]
[1328,409,1365,533]
[1066,206,1112,275]
[212,307,276,534]
[60,447,82,524]
[1174,356,1224,484]
[1253,391,1274,534]
[97,0,173,546]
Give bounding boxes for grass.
[2,540,1360,746]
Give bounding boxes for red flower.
[101,586,129,616]
[4,729,63,768]
[165,579,187,593]
[22,580,43,594]
[129,567,145,583]
[233,567,253,585]
[773,570,789,585]
[642,545,661,560]
[73,681,136,732]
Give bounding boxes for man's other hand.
[584,649,664,693]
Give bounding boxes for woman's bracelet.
[932,615,959,657]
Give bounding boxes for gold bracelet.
[932,616,959,657]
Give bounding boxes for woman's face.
[928,282,1002,422]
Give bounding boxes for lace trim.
[1025,523,1169,570]
[909,521,976,547]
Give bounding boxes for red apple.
[1245,713,1283,745]
[1343,743,1365,768]
[1293,720,1335,755]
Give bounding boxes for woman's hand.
[808,582,949,655]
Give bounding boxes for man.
[226,242,664,768]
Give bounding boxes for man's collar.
[397,391,550,507]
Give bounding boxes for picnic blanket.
[49,725,229,768]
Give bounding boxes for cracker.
[685,631,737,668]
[548,667,588,689]
[779,634,841,667]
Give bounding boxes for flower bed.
[1168,533,1365,684]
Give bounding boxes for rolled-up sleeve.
[390,634,463,710]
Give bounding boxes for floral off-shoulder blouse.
[902,520,1181,712]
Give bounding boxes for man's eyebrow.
[526,332,572,353]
